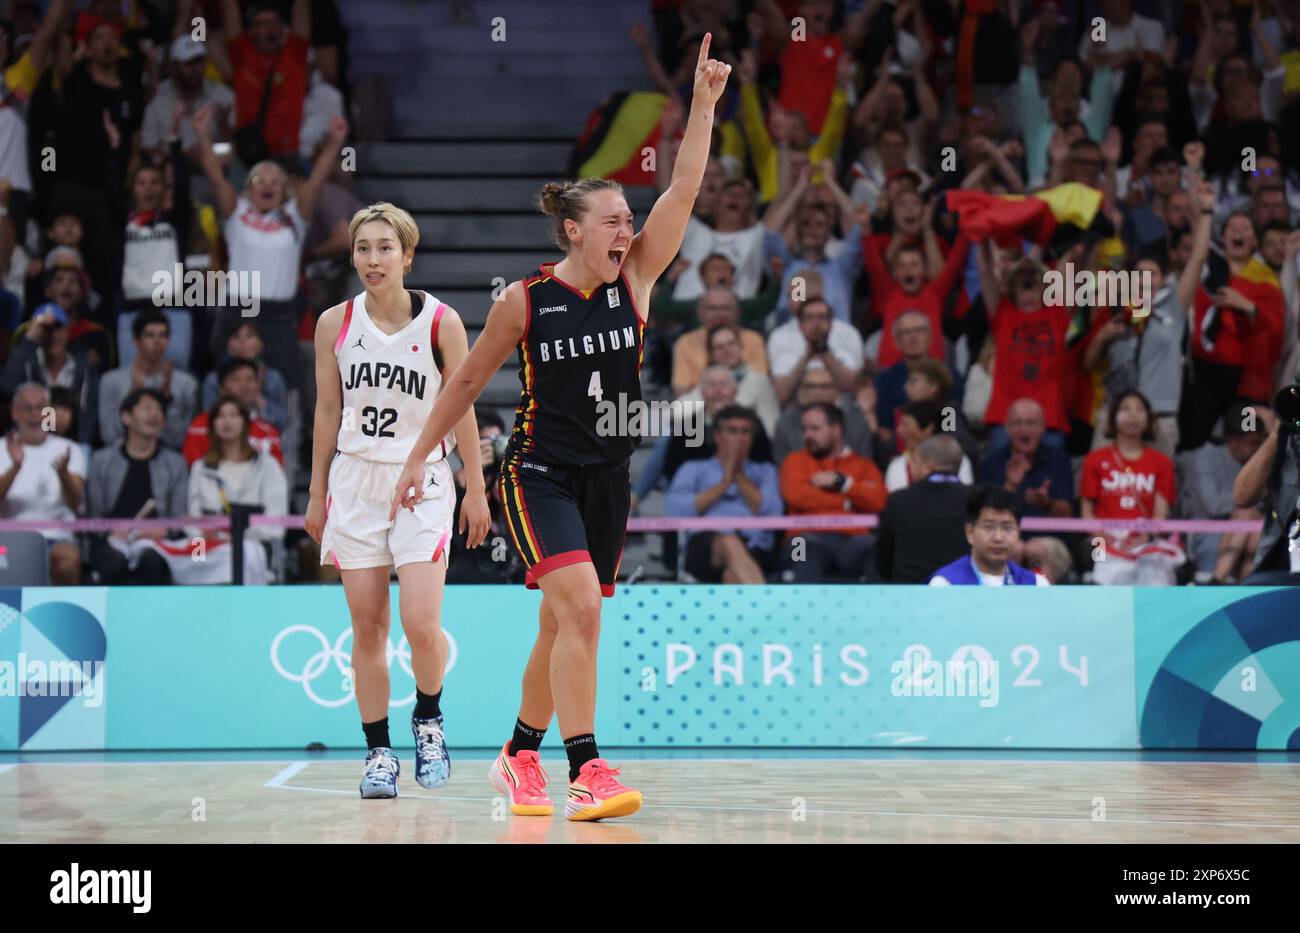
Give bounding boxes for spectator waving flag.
[945,183,1106,248]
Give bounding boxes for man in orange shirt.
[778,402,886,582]
[223,0,311,160]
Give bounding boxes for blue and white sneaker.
[360,746,400,798]
[412,716,451,789]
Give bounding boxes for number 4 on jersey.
[588,370,603,403]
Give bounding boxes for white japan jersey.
[334,291,456,464]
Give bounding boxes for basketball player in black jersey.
[390,35,730,821]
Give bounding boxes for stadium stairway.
[341,0,675,580]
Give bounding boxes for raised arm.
[26,0,70,72]
[762,162,812,232]
[625,33,731,290]
[190,104,237,218]
[295,115,348,222]
[291,0,310,40]
[631,23,676,96]
[976,239,1003,314]
[1177,177,1215,315]
[391,283,528,517]
[221,0,243,40]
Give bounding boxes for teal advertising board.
[0,585,1296,751]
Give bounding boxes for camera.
[492,433,511,460]
[1275,382,1300,431]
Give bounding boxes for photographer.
[1232,390,1300,585]
[445,406,523,584]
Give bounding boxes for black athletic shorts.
[497,452,631,597]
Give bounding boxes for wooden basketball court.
[4,750,1298,843]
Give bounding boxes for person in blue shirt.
[978,398,1074,521]
[666,403,782,583]
[929,485,1049,586]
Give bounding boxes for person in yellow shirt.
[735,47,851,205]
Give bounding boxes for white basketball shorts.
[320,451,455,570]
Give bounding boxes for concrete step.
[359,141,571,175]
[342,0,646,30]
[418,286,498,320]
[357,176,657,211]
[391,96,606,138]
[413,213,556,249]
[410,250,540,287]
[346,24,647,53]
[395,75,650,102]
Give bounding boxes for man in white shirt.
[0,383,86,584]
[1076,0,1165,64]
[140,36,235,158]
[768,296,864,406]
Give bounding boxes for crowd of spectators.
[630,0,1300,586]
[3,0,1299,589]
[0,0,356,584]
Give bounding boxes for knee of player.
[401,620,443,655]
[351,616,391,654]
[558,592,603,636]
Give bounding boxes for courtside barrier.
[1,584,1294,751]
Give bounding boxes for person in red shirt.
[1177,170,1285,450]
[778,402,886,582]
[1080,391,1184,585]
[753,0,844,134]
[975,244,1073,453]
[222,0,311,159]
[863,209,970,368]
[183,358,284,465]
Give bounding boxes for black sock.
[509,719,547,757]
[414,688,441,719]
[362,717,390,750]
[564,733,600,781]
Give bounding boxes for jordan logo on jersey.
[344,361,428,399]
[536,325,638,363]
[352,335,365,351]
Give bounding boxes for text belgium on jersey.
[535,325,639,363]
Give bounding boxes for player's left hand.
[460,488,492,549]
[390,459,427,520]
[692,33,731,107]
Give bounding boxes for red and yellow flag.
[946,183,1105,246]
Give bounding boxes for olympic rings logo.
[270,625,458,708]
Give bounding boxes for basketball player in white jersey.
[306,202,491,798]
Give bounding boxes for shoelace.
[415,721,444,755]
[366,752,398,779]
[515,755,549,797]
[583,764,624,794]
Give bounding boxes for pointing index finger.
[697,32,712,69]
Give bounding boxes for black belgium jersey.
[506,263,645,466]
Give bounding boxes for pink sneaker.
[565,759,643,821]
[488,743,554,816]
